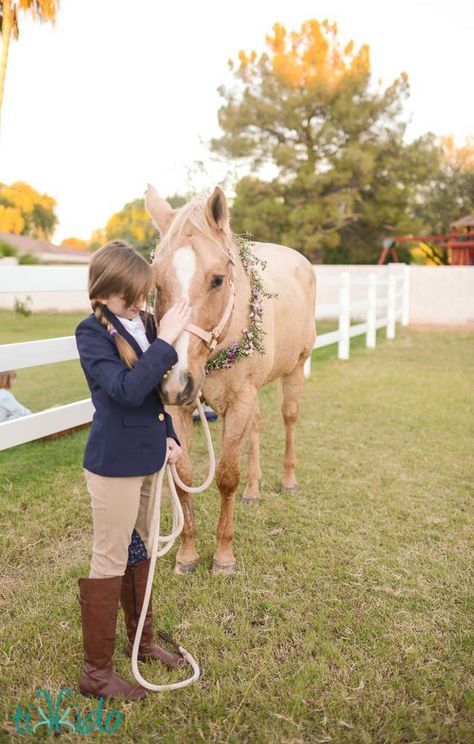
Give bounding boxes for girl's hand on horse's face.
[158,298,193,345]
[166,437,182,464]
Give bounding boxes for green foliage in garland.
[205,235,278,374]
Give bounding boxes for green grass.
[0,311,473,743]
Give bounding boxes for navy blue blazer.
[75,305,180,477]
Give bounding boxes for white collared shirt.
[116,314,151,353]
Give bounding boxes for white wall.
[0,265,90,312]
[313,264,474,325]
[408,266,474,324]
[0,290,90,312]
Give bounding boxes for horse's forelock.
[159,192,232,256]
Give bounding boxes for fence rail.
[0,264,409,451]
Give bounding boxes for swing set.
[378,216,474,266]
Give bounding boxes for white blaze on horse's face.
[172,244,195,368]
[145,184,232,406]
[159,245,197,403]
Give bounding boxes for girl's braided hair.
[88,240,156,369]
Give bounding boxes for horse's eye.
[210,275,224,289]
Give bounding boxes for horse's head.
[145,183,236,406]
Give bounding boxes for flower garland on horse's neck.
[205,235,278,374]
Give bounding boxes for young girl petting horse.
[75,240,191,702]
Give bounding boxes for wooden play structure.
[379,215,474,265]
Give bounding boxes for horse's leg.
[171,405,200,575]
[241,399,262,504]
[280,360,306,492]
[212,388,256,574]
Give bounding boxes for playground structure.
[379,215,474,266]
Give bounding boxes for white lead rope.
[130,392,216,691]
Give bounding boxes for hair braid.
[91,300,139,369]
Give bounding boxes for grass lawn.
[0,311,473,743]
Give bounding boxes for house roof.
[0,232,91,263]
[450,215,474,229]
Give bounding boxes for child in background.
[0,371,31,422]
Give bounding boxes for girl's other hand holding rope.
[166,437,182,464]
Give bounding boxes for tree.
[0,180,58,239]
[229,176,290,244]
[0,1,59,133]
[90,193,190,257]
[102,198,157,258]
[335,132,440,263]
[414,136,474,235]
[212,19,437,262]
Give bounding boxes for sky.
[0,0,473,243]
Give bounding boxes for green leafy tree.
[415,136,474,235]
[230,177,290,244]
[335,133,440,263]
[91,193,190,258]
[102,198,158,258]
[212,19,438,262]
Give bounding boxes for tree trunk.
[0,0,13,135]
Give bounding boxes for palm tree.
[0,0,59,133]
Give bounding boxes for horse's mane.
[158,191,235,260]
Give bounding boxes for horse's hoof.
[241,487,260,504]
[173,559,199,575]
[241,495,260,504]
[281,484,298,494]
[211,560,236,575]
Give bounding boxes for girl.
[0,370,32,422]
[75,239,192,702]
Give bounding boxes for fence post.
[387,272,396,340]
[366,272,377,348]
[338,272,350,360]
[401,264,410,326]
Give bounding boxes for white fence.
[0,264,409,451]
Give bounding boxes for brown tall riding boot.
[120,558,186,668]
[77,576,148,701]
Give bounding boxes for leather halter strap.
[184,255,236,351]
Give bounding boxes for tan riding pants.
[83,467,159,579]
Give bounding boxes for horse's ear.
[205,186,229,232]
[145,184,175,235]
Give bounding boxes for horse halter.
[182,253,237,352]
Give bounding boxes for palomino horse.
[145,184,316,574]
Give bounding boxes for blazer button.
[158,412,165,421]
